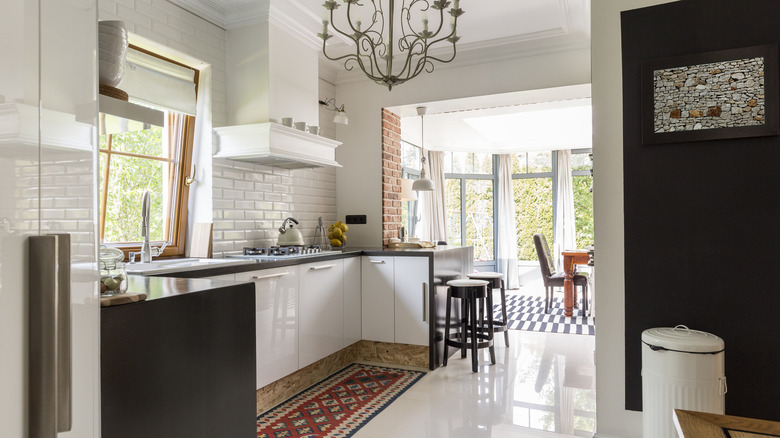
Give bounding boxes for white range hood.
[213,122,340,169]
[213,1,341,169]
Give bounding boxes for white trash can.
[641,325,726,438]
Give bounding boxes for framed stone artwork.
[641,44,778,144]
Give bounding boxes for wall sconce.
[319,98,349,125]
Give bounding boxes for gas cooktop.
[227,245,339,260]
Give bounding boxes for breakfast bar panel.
[100,279,256,438]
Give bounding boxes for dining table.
[561,249,590,318]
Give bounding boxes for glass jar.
[99,245,127,296]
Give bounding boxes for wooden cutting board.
[100,292,147,307]
[190,222,213,258]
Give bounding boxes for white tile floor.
[353,290,597,438]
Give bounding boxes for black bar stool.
[467,272,510,348]
[443,279,496,373]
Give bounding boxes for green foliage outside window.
[573,175,594,249]
[514,177,553,261]
[99,128,166,243]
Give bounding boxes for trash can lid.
[641,325,724,353]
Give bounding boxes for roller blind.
[119,47,197,116]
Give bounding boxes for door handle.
[422,283,428,323]
[310,264,336,271]
[252,271,289,280]
[369,260,386,264]
[29,234,72,438]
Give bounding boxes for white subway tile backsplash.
[234,180,254,191]
[234,200,254,210]
[254,182,273,192]
[117,4,153,29]
[222,189,244,199]
[223,210,245,220]
[264,192,281,202]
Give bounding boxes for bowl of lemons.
[328,221,348,248]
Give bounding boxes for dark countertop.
[124,275,253,301]
[146,245,467,278]
[117,246,473,304]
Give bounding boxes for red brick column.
[381,108,402,246]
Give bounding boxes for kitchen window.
[444,152,496,266]
[512,149,593,262]
[401,140,421,237]
[99,46,198,258]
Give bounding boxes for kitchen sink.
[125,258,257,275]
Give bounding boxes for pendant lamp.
[412,106,434,191]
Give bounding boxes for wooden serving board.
[100,292,147,307]
[386,242,422,248]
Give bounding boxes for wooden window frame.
[99,46,198,260]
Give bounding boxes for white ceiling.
[392,84,592,153]
[168,0,592,153]
[169,0,591,71]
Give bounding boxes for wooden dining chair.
[533,233,590,315]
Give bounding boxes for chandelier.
[319,0,464,90]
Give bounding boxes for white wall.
[99,0,338,254]
[334,48,592,247]
[591,1,677,437]
[98,0,229,126]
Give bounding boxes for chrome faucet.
[140,190,152,263]
[138,190,167,263]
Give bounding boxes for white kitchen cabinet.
[361,256,395,343]
[343,256,362,346]
[298,259,344,369]
[394,257,430,346]
[235,267,299,389]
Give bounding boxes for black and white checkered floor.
[495,294,595,335]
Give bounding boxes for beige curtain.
[497,154,519,288]
[553,149,576,270]
[420,151,447,242]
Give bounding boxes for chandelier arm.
[396,37,428,78]
[357,35,386,77]
[320,0,463,90]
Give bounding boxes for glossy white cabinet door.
[343,257,362,346]
[299,259,344,369]
[0,0,99,437]
[361,256,395,342]
[235,267,299,389]
[394,257,430,346]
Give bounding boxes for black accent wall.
[621,0,780,419]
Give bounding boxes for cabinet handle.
[252,272,289,280]
[29,234,72,438]
[422,283,428,323]
[370,260,386,264]
[310,264,336,271]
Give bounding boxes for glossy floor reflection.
[353,329,596,438]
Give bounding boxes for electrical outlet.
[345,215,367,225]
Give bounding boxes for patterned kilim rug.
[496,294,595,335]
[257,363,426,438]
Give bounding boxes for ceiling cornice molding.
[224,0,269,29]
[329,34,590,87]
[267,2,322,49]
[168,0,227,29]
